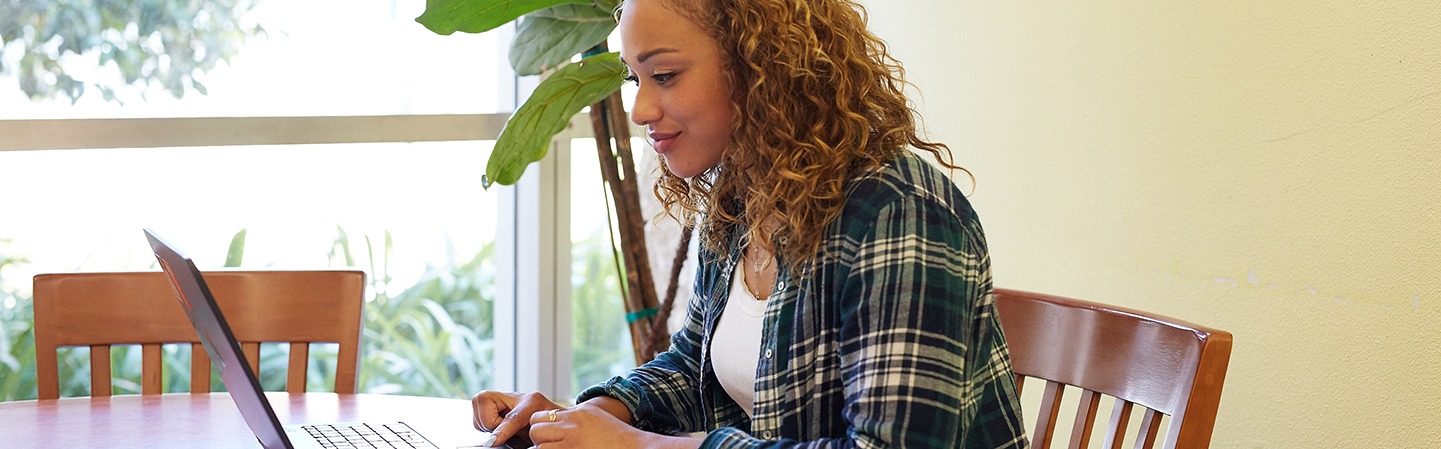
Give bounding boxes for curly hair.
[638,0,969,272]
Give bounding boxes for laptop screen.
[145,228,293,449]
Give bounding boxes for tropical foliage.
[0,239,36,400]
[0,228,630,401]
[0,0,265,103]
[416,0,628,188]
[570,229,631,393]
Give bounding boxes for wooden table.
[0,392,499,448]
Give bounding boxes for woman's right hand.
[471,390,563,447]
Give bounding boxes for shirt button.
[777,281,785,290]
[763,431,773,439]
[764,348,773,359]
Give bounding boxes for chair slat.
[1134,408,1163,449]
[33,270,364,398]
[994,288,1233,449]
[287,342,309,394]
[1032,380,1066,448]
[242,342,261,375]
[36,345,61,400]
[1103,399,1135,449]
[335,341,358,394]
[90,345,111,397]
[142,344,164,395]
[1067,389,1102,449]
[191,343,211,393]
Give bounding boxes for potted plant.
[416,0,684,364]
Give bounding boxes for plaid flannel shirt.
[578,151,1029,449]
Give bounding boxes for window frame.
[0,20,593,400]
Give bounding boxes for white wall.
[861,0,1441,447]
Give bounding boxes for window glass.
[0,141,501,399]
[568,139,636,393]
[0,0,498,119]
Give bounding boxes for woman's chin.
[662,159,702,179]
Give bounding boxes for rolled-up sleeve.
[577,266,712,435]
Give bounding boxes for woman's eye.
[625,71,675,87]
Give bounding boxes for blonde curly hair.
[637,0,968,271]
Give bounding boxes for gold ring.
[547,409,559,423]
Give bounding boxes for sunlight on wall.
[865,0,1440,447]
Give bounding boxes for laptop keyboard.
[301,422,439,449]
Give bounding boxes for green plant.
[418,0,625,187]
[571,229,631,393]
[0,240,37,401]
[330,227,500,397]
[418,0,674,365]
[0,0,266,103]
[0,226,641,400]
[0,227,509,400]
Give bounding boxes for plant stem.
[589,80,662,366]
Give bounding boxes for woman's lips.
[649,131,678,154]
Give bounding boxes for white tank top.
[712,263,767,417]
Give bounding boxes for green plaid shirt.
[579,152,1029,449]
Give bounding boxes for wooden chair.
[33,270,365,400]
[993,288,1233,449]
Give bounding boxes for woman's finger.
[489,392,560,446]
[471,391,518,431]
[530,408,563,426]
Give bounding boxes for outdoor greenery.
[418,0,675,366]
[0,0,639,402]
[0,0,264,103]
[570,228,631,394]
[0,239,36,400]
[0,228,630,401]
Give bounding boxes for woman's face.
[619,0,734,179]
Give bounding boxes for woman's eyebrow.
[621,47,681,66]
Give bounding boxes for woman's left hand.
[525,401,653,449]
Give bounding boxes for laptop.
[145,228,508,449]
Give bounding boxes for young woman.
[471,0,1028,447]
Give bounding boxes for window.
[0,0,498,119]
[569,138,637,394]
[0,141,502,398]
[0,0,534,401]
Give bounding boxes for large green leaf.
[510,4,617,76]
[484,51,626,188]
[416,0,590,35]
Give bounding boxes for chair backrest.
[993,288,1232,449]
[32,270,365,400]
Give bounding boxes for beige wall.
[861,0,1441,447]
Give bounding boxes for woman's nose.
[630,86,660,126]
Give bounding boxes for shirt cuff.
[699,427,761,449]
[576,376,655,430]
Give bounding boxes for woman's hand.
[526,401,663,449]
[471,391,563,447]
